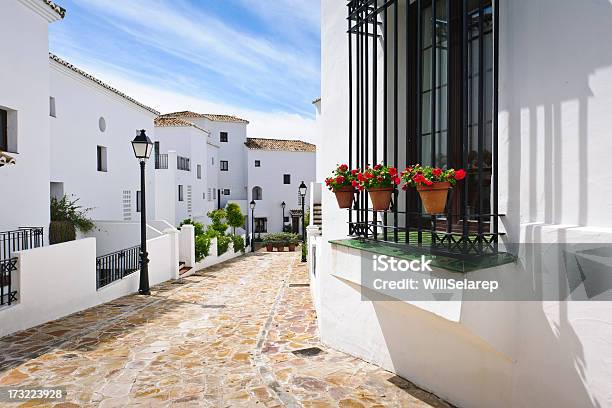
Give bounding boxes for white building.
[245,138,316,234]
[49,54,159,222]
[0,0,64,232]
[312,1,612,408]
[153,116,218,226]
[158,111,249,210]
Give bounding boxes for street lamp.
[250,200,256,253]
[281,201,286,231]
[298,181,307,262]
[131,129,153,295]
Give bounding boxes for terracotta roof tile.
[244,138,316,153]
[160,111,249,124]
[43,0,66,18]
[49,53,160,115]
[154,116,209,134]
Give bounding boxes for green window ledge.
[329,238,516,273]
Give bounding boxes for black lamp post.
[131,129,154,295]
[281,201,286,231]
[250,200,256,253]
[298,181,307,262]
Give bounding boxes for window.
[49,97,56,118]
[213,189,217,199]
[220,132,228,142]
[177,156,190,171]
[223,189,230,195]
[197,164,202,179]
[203,192,206,200]
[252,186,263,200]
[212,157,215,165]
[284,216,290,223]
[254,218,268,233]
[97,146,107,172]
[0,109,7,152]
[207,188,212,201]
[178,185,184,202]
[283,174,291,184]
[99,117,106,132]
[255,160,261,167]
[136,191,142,212]
[220,160,229,171]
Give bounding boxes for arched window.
[252,186,263,200]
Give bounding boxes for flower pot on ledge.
[334,186,355,209]
[288,243,296,252]
[368,186,394,211]
[417,182,450,214]
[276,244,285,252]
[266,244,274,252]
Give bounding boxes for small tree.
[49,194,95,244]
[207,209,228,236]
[225,203,244,235]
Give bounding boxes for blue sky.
[49,0,321,139]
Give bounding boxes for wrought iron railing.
[0,258,17,306]
[155,153,168,169]
[0,227,44,261]
[346,0,502,258]
[177,156,191,171]
[96,245,140,289]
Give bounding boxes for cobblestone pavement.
[0,251,452,407]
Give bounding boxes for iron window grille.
[347,0,501,257]
[220,132,228,142]
[178,185,184,202]
[220,160,229,171]
[255,160,261,167]
[155,153,168,169]
[177,156,191,171]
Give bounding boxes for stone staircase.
[312,203,322,230]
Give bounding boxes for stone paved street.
[0,251,452,407]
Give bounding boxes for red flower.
[393,177,401,185]
[374,164,382,170]
[351,169,359,175]
[454,169,466,180]
[424,179,433,186]
[365,172,374,180]
[339,164,348,172]
[389,167,398,176]
[351,180,359,187]
[413,174,426,184]
[325,178,331,186]
[432,168,442,177]
[336,175,345,184]
[357,173,365,182]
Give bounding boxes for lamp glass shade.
[132,129,154,159]
[250,200,256,210]
[298,181,307,197]
[281,201,286,209]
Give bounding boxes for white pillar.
[179,224,195,268]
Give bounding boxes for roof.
[0,151,16,167]
[244,137,316,153]
[312,97,321,104]
[43,0,66,18]
[159,111,249,124]
[154,116,209,134]
[49,53,160,115]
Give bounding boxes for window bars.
[347,0,501,257]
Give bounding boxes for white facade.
[315,1,612,407]
[246,143,316,234]
[153,119,215,226]
[0,0,62,232]
[49,55,158,223]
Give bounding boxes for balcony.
[177,155,190,171]
[155,153,168,169]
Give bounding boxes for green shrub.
[282,224,293,233]
[225,203,245,235]
[217,235,231,256]
[231,235,245,253]
[208,209,228,236]
[262,232,300,244]
[49,220,76,244]
[50,195,94,233]
[302,242,308,258]
[195,235,211,261]
[180,219,204,236]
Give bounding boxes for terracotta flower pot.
[266,244,274,252]
[288,244,296,252]
[417,182,451,214]
[276,244,285,252]
[368,186,394,211]
[334,186,355,209]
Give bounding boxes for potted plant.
[325,164,358,209]
[401,165,466,214]
[276,242,285,252]
[262,234,274,252]
[355,164,401,211]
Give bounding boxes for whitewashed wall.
[83,221,163,256]
[0,232,179,337]
[0,1,60,232]
[317,1,612,407]
[154,125,210,226]
[246,149,316,233]
[49,60,157,223]
[201,142,220,220]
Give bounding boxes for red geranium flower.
[432,168,442,177]
[454,169,466,180]
[339,164,348,172]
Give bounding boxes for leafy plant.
[225,203,245,235]
[231,235,245,253]
[49,220,76,244]
[50,195,95,233]
[400,164,466,189]
[355,164,401,190]
[262,232,300,245]
[324,163,357,192]
[301,242,308,259]
[217,235,231,256]
[282,224,292,233]
[207,209,228,236]
[195,235,211,261]
[180,218,204,236]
